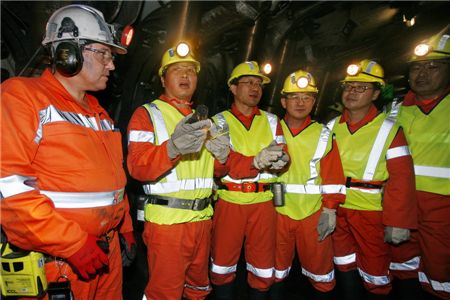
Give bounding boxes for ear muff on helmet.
[53,41,83,77]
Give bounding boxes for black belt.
[148,195,211,211]
[345,177,383,189]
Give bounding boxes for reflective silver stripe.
[143,178,214,195]
[363,118,395,181]
[301,267,334,283]
[274,267,291,279]
[246,262,274,278]
[222,172,275,183]
[35,105,114,144]
[146,103,169,142]
[386,146,410,160]
[266,112,279,142]
[0,175,36,198]
[308,118,337,185]
[349,187,382,194]
[321,184,347,195]
[285,184,321,194]
[415,165,450,179]
[389,256,420,271]
[275,135,285,144]
[128,130,155,143]
[210,262,237,275]
[184,283,211,292]
[418,272,450,293]
[334,253,356,265]
[40,189,124,208]
[358,268,390,286]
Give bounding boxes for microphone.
[186,104,209,124]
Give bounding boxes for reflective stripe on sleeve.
[348,187,382,194]
[210,262,237,275]
[358,268,390,286]
[302,267,334,283]
[184,283,211,292]
[128,130,155,143]
[40,189,124,208]
[0,175,36,198]
[386,146,410,160]
[418,272,450,293]
[389,256,420,271]
[246,262,274,278]
[274,267,291,280]
[334,253,356,265]
[414,166,450,179]
[144,178,214,195]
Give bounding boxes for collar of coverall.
[403,84,450,113]
[159,94,193,116]
[341,104,380,134]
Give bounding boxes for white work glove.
[167,114,211,159]
[317,208,337,241]
[205,123,230,164]
[270,151,289,170]
[253,141,284,170]
[384,226,410,245]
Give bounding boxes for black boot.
[335,269,365,300]
[248,287,269,300]
[393,278,425,300]
[269,281,285,300]
[314,289,336,300]
[213,282,236,300]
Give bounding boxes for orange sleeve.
[225,150,259,179]
[0,79,86,257]
[382,128,417,229]
[118,193,134,234]
[321,137,346,209]
[127,106,180,181]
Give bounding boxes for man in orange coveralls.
[127,42,254,300]
[270,69,346,300]
[0,4,135,300]
[391,28,450,300]
[331,59,417,300]
[209,61,289,300]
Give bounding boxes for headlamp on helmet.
[346,64,360,76]
[297,76,310,89]
[176,42,190,57]
[342,59,385,86]
[159,42,201,77]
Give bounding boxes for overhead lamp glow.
[262,63,272,75]
[346,64,360,76]
[176,42,190,57]
[297,77,309,89]
[414,43,431,57]
[121,25,134,47]
[403,14,416,27]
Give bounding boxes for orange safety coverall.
[274,116,345,293]
[127,96,252,300]
[210,104,285,291]
[332,105,417,295]
[0,69,133,300]
[398,90,450,299]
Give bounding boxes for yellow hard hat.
[158,42,200,77]
[281,69,318,94]
[227,61,271,87]
[410,29,450,62]
[342,59,385,86]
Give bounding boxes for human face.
[281,92,316,122]
[161,62,198,101]
[230,76,263,109]
[409,59,450,100]
[78,43,115,91]
[341,81,380,113]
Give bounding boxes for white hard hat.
[42,4,126,54]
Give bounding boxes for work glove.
[167,114,211,159]
[119,232,137,267]
[67,235,109,280]
[205,123,230,163]
[253,141,284,170]
[270,151,290,170]
[384,226,410,245]
[317,208,337,241]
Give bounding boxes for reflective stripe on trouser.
[416,191,450,299]
[332,207,392,295]
[389,230,421,280]
[143,220,212,300]
[41,232,122,300]
[210,199,275,291]
[274,211,335,292]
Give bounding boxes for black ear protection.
[53,41,83,77]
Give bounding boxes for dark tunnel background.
[1,1,450,299]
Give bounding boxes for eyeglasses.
[84,47,115,65]
[342,84,374,93]
[285,94,315,103]
[409,60,449,74]
[237,80,264,89]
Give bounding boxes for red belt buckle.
[241,182,256,193]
